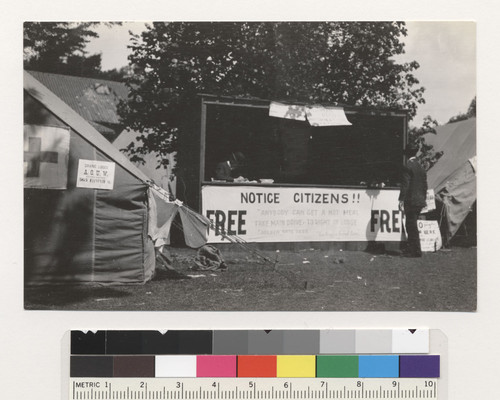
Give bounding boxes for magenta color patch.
[196,355,237,377]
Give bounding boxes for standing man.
[399,143,428,257]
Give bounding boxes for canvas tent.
[425,117,476,242]
[25,70,174,193]
[24,71,209,285]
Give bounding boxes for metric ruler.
[70,378,438,400]
[65,330,447,400]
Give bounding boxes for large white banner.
[202,186,405,243]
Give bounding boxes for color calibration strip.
[71,329,430,355]
[71,354,439,378]
[70,330,438,378]
[67,330,446,400]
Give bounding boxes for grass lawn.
[24,246,476,311]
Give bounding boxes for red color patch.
[238,355,277,377]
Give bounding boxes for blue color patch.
[358,355,399,377]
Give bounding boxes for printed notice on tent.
[421,189,436,213]
[418,220,442,252]
[77,159,116,190]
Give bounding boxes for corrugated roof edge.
[26,70,129,91]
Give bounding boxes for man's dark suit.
[399,158,428,256]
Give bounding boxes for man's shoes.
[401,251,422,258]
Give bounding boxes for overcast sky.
[86,21,476,127]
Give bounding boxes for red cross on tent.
[24,125,70,190]
[24,137,58,177]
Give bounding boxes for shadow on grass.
[23,247,476,311]
[364,241,404,256]
[24,285,132,309]
[153,269,191,281]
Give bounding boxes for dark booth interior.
[204,103,406,187]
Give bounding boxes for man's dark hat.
[232,151,246,164]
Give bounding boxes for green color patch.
[316,355,359,377]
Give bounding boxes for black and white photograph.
[23,21,476,311]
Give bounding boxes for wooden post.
[199,99,207,211]
[403,114,408,164]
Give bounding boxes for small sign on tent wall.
[421,189,436,214]
[418,220,442,252]
[76,159,116,190]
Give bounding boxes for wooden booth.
[176,94,409,249]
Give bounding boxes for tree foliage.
[98,65,134,82]
[119,22,426,165]
[24,22,123,79]
[408,116,443,171]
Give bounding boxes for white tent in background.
[424,117,476,242]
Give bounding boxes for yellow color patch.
[277,355,316,377]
